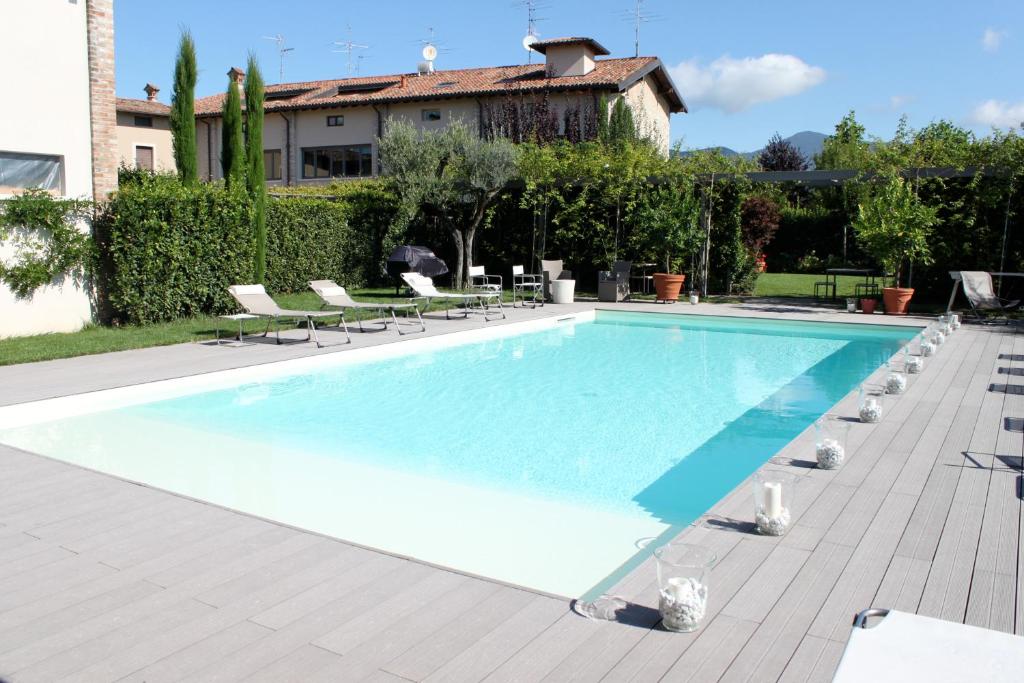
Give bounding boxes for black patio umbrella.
[385,246,449,294]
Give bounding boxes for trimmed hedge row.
[96,175,403,324]
[96,176,254,325]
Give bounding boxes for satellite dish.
[422,44,438,61]
[522,34,538,51]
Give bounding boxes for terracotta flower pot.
[882,287,914,315]
[860,298,877,314]
[653,273,686,303]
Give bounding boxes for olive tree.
[377,119,517,288]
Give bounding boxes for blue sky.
[114,0,1022,151]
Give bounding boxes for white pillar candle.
[764,481,783,518]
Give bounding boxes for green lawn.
[0,288,512,367]
[753,272,891,299]
[0,275,895,367]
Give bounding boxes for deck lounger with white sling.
[834,608,1024,682]
[309,280,424,335]
[400,272,505,321]
[951,270,1021,322]
[228,284,349,347]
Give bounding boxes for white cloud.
[970,99,1024,128]
[889,95,913,110]
[982,27,1005,52]
[669,54,826,113]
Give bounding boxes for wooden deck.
[0,303,1020,681]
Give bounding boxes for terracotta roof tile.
[116,98,171,116]
[194,57,677,116]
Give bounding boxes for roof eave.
[616,59,687,114]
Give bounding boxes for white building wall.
[623,75,671,155]
[0,0,94,338]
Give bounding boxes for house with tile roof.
[193,37,685,186]
[116,84,175,172]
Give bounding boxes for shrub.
[96,174,253,324]
[265,198,353,292]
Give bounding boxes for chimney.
[144,83,160,101]
[227,66,246,88]
[399,74,407,88]
[530,37,609,78]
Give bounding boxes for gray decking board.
[0,303,1019,681]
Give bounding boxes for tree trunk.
[451,228,464,290]
[461,191,497,288]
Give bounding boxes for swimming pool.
[0,311,917,597]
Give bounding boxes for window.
[134,146,154,171]
[301,145,372,179]
[326,115,345,127]
[421,109,441,122]
[133,115,153,128]
[0,151,63,194]
[264,149,282,180]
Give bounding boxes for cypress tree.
[220,76,245,188]
[244,54,267,282]
[170,30,198,186]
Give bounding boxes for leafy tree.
[815,111,871,170]
[758,133,807,171]
[220,75,245,188]
[852,173,937,287]
[378,119,518,288]
[607,97,637,145]
[631,183,701,273]
[244,54,267,283]
[740,196,782,255]
[170,30,198,186]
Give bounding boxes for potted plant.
[860,296,878,314]
[635,184,700,304]
[852,174,937,315]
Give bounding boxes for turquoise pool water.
[0,312,917,597]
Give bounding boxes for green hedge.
[96,174,253,324]
[265,197,355,292]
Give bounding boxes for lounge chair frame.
[947,270,1022,324]
[228,284,350,348]
[401,272,505,321]
[309,280,425,335]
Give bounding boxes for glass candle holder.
[752,470,800,535]
[689,290,699,305]
[884,360,907,395]
[654,542,716,632]
[950,313,961,330]
[905,348,924,374]
[814,415,849,469]
[919,330,936,357]
[937,314,952,336]
[858,384,884,423]
[930,324,946,346]
[846,297,857,313]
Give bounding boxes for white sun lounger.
[951,270,1021,322]
[400,272,505,321]
[834,608,1024,682]
[228,284,349,347]
[309,280,425,335]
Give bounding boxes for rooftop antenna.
[618,0,661,57]
[355,54,370,75]
[411,27,451,73]
[514,0,549,64]
[262,34,294,83]
[332,24,370,76]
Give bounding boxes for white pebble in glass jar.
[755,507,791,535]
[816,438,845,469]
[931,331,945,346]
[885,373,907,394]
[921,341,936,357]
[859,399,883,423]
[906,356,924,374]
[659,577,707,632]
[951,316,961,330]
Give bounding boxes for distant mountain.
[675,131,828,168]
